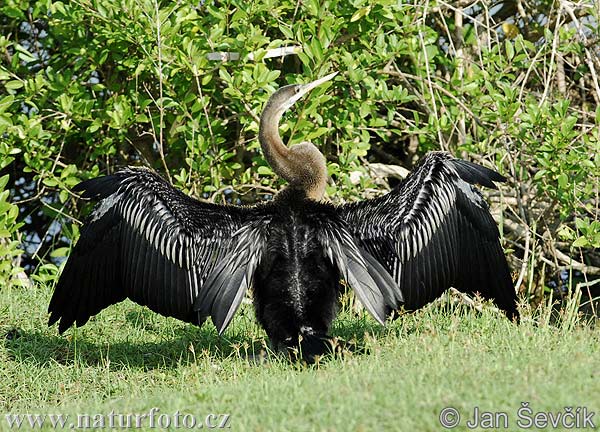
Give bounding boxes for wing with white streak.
[48,167,268,333]
[339,152,519,321]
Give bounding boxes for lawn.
[1,283,598,431]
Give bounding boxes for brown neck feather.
[259,107,291,179]
[259,105,327,201]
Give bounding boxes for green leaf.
[42,177,58,187]
[572,237,588,248]
[50,247,71,258]
[257,166,273,175]
[557,173,568,189]
[279,26,294,40]
[4,80,23,90]
[0,156,14,170]
[0,95,14,113]
[351,6,371,22]
[574,218,588,231]
[505,40,514,61]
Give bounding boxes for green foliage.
[1,0,422,197]
[0,174,23,285]
[0,1,598,295]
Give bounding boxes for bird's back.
[252,189,341,352]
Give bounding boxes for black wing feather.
[340,152,519,320]
[359,247,404,311]
[315,219,395,325]
[49,167,267,333]
[194,222,267,334]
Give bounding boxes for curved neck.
[258,106,328,201]
[258,107,290,179]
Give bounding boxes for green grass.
[1,283,598,431]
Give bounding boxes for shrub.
[1,1,598,307]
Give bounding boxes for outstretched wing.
[193,220,268,333]
[48,167,268,333]
[339,152,519,320]
[315,216,402,325]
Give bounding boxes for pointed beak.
[289,72,338,105]
[301,72,338,94]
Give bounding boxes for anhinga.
[48,72,519,361]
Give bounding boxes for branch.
[206,46,302,62]
[554,248,600,276]
[379,69,485,127]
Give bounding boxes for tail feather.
[298,333,333,363]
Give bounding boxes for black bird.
[48,72,518,361]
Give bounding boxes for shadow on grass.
[331,316,387,341]
[2,324,270,371]
[3,296,397,370]
[3,317,386,370]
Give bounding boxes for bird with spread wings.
[49,73,518,360]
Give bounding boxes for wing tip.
[346,257,389,326]
[48,314,71,334]
[449,158,507,189]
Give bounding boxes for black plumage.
[49,73,519,361]
[341,152,519,321]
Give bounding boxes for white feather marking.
[422,220,430,246]
[439,187,452,212]
[247,254,257,281]
[160,235,168,257]
[398,231,405,261]
[191,269,198,300]
[154,228,163,250]
[184,238,190,268]
[129,204,139,226]
[412,226,420,258]
[431,199,443,229]
[402,229,410,260]
[423,166,434,184]
[187,273,195,304]
[133,204,145,230]
[188,269,198,305]
[171,238,178,265]
[120,199,132,223]
[144,216,155,241]
[448,183,457,203]
[142,213,152,235]
[90,192,122,222]
[178,236,184,268]
[190,240,196,266]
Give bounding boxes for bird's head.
[258,72,337,201]
[264,72,338,119]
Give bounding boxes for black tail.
[295,330,334,363]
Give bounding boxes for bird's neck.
[259,109,327,201]
[259,108,290,179]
